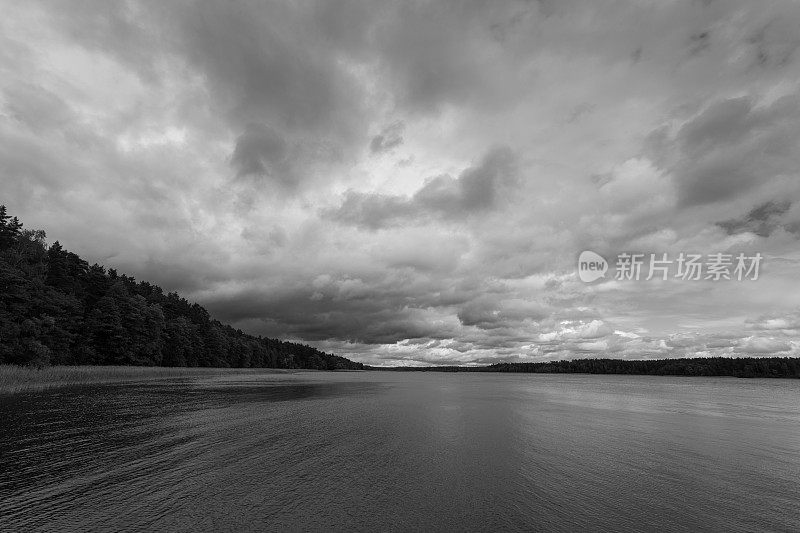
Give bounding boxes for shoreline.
[4,356,798,394]
[366,356,800,379]
[0,365,295,394]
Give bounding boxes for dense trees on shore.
[0,206,363,370]
[373,357,800,378]
[485,358,800,377]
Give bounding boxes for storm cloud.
[325,146,519,229]
[3,0,800,365]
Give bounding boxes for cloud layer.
[3,0,800,365]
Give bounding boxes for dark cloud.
[373,3,507,112]
[369,121,405,154]
[324,192,419,230]
[203,283,463,345]
[40,0,372,185]
[177,3,364,134]
[747,18,800,68]
[3,82,74,132]
[688,30,711,56]
[231,123,288,180]
[647,94,800,207]
[457,295,549,330]
[240,225,288,255]
[134,258,228,294]
[418,147,517,211]
[717,200,792,237]
[566,102,595,124]
[325,146,518,229]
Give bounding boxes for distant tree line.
[369,357,800,378]
[0,206,363,370]
[485,358,800,378]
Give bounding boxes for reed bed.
[0,365,280,394]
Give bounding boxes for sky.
[2,0,800,366]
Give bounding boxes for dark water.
[1,372,799,532]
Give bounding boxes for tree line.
[0,205,363,370]
[370,357,800,378]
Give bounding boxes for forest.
[0,206,363,370]
[373,357,800,378]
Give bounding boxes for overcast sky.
[2,0,800,365]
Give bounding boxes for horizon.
[3,1,800,366]
[365,355,800,369]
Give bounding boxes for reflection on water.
[1,372,799,532]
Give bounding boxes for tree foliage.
[0,206,363,370]
[373,357,800,378]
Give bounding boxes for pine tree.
[0,205,21,249]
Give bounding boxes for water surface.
[1,371,799,531]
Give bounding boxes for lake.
[1,371,799,532]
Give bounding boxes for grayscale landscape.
[2,1,800,531]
